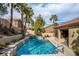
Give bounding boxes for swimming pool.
[16,36,58,55]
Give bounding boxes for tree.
[50,15,57,23]
[0,3,7,28]
[0,3,7,16]
[30,18,34,27]
[9,3,13,29]
[7,3,16,29]
[24,7,34,29]
[50,15,57,36]
[34,15,45,35]
[14,3,28,31]
[24,15,34,29]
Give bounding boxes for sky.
[2,3,79,27]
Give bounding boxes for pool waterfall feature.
[16,36,58,55]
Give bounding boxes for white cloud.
[28,3,79,26]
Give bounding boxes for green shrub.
[34,15,45,35]
[0,44,6,48]
[76,29,79,34]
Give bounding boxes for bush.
[0,44,6,48]
[76,29,79,34]
[34,15,45,35]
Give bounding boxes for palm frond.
[50,15,57,21]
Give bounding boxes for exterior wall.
[0,19,22,28]
[18,21,22,28]
[57,29,67,46]
[12,20,18,28]
[45,25,54,33]
[0,19,10,28]
[69,28,79,48]
[57,28,79,48]
[12,20,22,28]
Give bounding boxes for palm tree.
[27,16,34,29]
[0,3,7,16]
[50,15,57,36]
[9,3,13,29]
[24,7,34,29]
[29,17,34,28]
[14,3,27,31]
[50,15,57,24]
[0,3,7,27]
[7,3,15,29]
[24,15,29,29]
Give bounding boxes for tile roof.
[56,18,79,28]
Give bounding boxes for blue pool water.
[16,36,58,55]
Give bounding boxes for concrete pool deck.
[46,37,75,56]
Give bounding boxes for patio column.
[58,29,61,39]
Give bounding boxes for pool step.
[29,45,39,51]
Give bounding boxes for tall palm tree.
[50,15,57,24]
[50,15,57,36]
[14,3,27,31]
[7,3,16,29]
[9,3,13,29]
[24,7,34,29]
[0,3,7,16]
[25,17,34,28]
[29,17,34,27]
[0,3,7,27]
[24,15,29,29]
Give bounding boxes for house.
[55,18,79,48]
[0,18,22,28]
[0,18,22,33]
[11,19,22,28]
[0,18,10,28]
[8,19,22,33]
[44,24,54,33]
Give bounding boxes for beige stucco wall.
[0,19,10,28]
[69,28,79,48]
[45,25,54,33]
[12,21,18,28]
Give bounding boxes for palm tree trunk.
[10,3,13,29]
[25,21,26,28]
[25,21,27,32]
[53,20,55,37]
[21,12,24,32]
[28,23,29,29]
[27,15,29,29]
